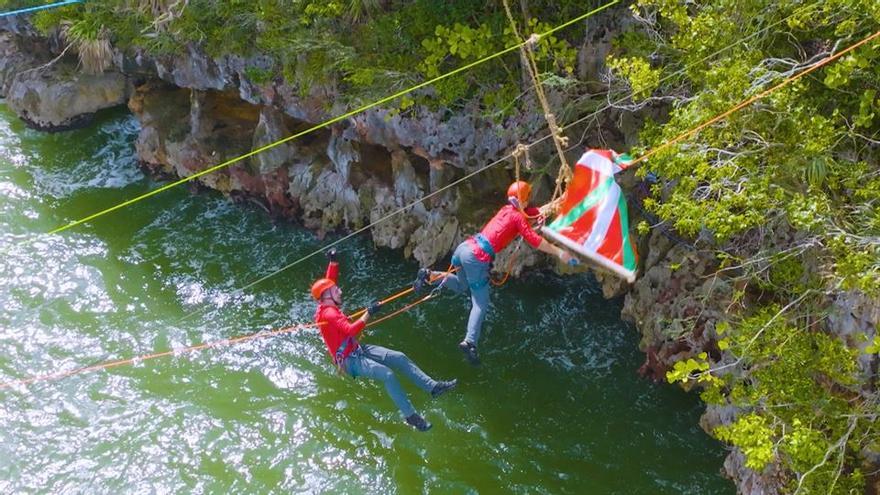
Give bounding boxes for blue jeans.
[343,344,437,418]
[439,241,491,346]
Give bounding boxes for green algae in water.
[0,104,732,493]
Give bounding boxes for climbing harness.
[0,268,455,389]
[334,336,357,375]
[3,5,876,391]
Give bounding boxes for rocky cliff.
[7,17,875,494]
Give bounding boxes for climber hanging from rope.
[413,181,576,366]
[312,248,457,432]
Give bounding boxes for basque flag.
[541,149,638,282]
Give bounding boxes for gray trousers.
[440,241,491,346]
[343,344,437,418]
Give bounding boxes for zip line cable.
[6,28,876,391]
[627,28,880,168]
[0,270,455,390]
[0,0,81,18]
[174,1,828,326]
[168,2,835,332]
[36,0,620,239]
[3,13,874,391]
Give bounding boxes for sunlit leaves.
[715,413,776,471]
[607,56,660,101]
[617,2,880,489]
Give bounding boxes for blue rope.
[0,0,82,18]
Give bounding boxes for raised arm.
[325,248,339,282]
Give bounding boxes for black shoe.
[413,268,432,294]
[431,379,458,398]
[405,413,432,432]
[458,341,480,366]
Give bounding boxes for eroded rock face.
[0,31,46,97]
[828,291,880,382]
[128,82,529,267]
[6,67,130,130]
[723,450,786,495]
[622,228,733,380]
[0,24,130,130]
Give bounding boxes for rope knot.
[526,33,541,47]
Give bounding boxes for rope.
[501,0,573,208]
[2,5,858,389]
[32,1,620,241]
[628,30,880,168]
[175,4,857,326]
[490,238,524,287]
[0,0,81,17]
[0,267,460,390]
[0,322,317,389]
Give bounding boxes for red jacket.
[471,205,543,262]
[313,261,365,361]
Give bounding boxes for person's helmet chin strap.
[323,290,341,307]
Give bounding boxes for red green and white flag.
[541,149,638,282]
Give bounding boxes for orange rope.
[491,241,523,286]
[8,32,874,392]
[0,322,318,390]
[0,268,459,390]
[366,294,435,328]
[630,30,880,168]
[365,264,459,325]
[349,267,456,319]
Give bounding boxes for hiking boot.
[431,379,458,398]
[413,268,432,294]
[405,413,432,432]
[458,340,480,366]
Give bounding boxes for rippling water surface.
[0,104,732,493]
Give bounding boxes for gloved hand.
[367,300,383,316]
[326,247,337,262]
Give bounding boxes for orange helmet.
[507,181,531,205]
[311,278,336,300]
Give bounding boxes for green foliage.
[714,413,776,471]
[607,56,660,101]
[665,351,722,386]
[243,66,274,85]
[23,0,589,115]
[619,1,880,491]
[419,22,496,78]
[416,13,580,108]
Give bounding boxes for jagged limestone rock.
[0,22,129,131]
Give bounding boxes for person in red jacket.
[312,249,457,431]
[415,181,575,365]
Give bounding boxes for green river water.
[0,104,733,494]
